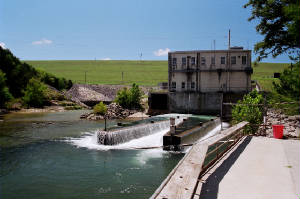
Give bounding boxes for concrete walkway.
[198,136,300,199]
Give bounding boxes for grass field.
[26,60,168,86]
[252,62,290,91]
[26,60,289,91]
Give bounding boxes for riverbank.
[0,101,81,115]
[80,103,149,120]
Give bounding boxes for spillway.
[97,117,184,145]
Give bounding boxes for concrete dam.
[96,115,220,150]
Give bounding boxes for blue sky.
[0,0,291,62]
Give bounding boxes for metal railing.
[200,127,245,176]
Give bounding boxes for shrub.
[44,87,65,101]
[23,78,47,108]
[232,90,264,134]
[273,62,300,101]
[115,83,144,109]
[115,87,131,108]
[93,102,107,115]
[5,98,23,110]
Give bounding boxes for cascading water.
[97,116,184,145]
[67,121,227,151]
[67,114,228,152]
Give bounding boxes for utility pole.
[214,39,216,65]
[104,116,107,131]
[228,29,231,49]
[85,71,87,84]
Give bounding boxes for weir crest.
[97,117,184,145]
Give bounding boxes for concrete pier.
[198,137,300,199]
[163,118,220,150]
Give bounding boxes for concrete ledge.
[151,121,248,199]
[163,118,220,148]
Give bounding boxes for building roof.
[169,49,251,54]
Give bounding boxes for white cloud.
[101,57,111,60]
[32,38,53,45]
[153,48,170,56]
[0,42,6,49]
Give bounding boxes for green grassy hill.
[252,62,289,91]
[26,60,167,86]
[26,60,289,91]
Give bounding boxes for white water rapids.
[66,114,229,151]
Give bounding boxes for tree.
[23,78,47,108]
[129,83,143,109]
[0,47,73,97]
[0,70,12,107]
[244,0,300,61]
[273,62,300,100]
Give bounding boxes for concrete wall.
[168,92,222,115]
[148,91,247,118]
[167,92,247,118]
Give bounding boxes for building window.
[211,57,215,65]
[171,82,176,90]
[172,58,177,67]
[221,57,226,64]
[242,56,247,65]
[182,57,186,66]
[231,56,236,65]
[191,57,196,65]
[191,82,195,89]
[201,57,206,65]
[181,82,185,89]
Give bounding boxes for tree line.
[0,47,73,108]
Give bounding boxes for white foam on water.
[173,122,230,153]
[66,115,185,151]
[66,115,228,154]
[65,119,228,166]
[198,123,221,141]
[135,148,166,165]
[135,123,228,165]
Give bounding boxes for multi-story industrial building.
[149,47,253,117]
[168,47,252,93]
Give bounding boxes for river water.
[0,110,220,198]
[0,111,198,199]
